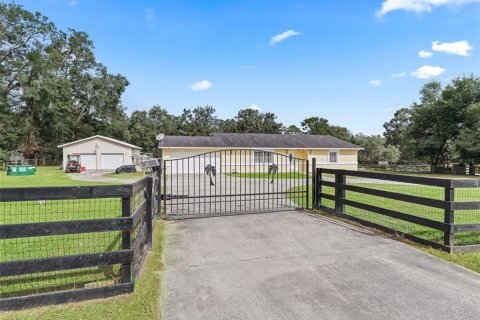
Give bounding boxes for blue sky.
[16,0,480,134]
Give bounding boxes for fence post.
[311,158,317,209]
[157,160,162,218]
[121,197,132,284]
[335,170,345,214]
[305,159,310,209]
[316,168,322,209]
[145,177,153,249]
[444,183,455,252]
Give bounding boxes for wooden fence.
[312,168,480,253]
[0,172,160,311]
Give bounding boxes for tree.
[283,125,302,134]
[0,3,129,159]
[179,106,218,136]
[353,134,386,163]
[232,108,283,133]
[300,117,352,141]
[383,108,414,161]
[128,111,157,155]
[456,103,480,174]
[381,145,401,163]
[384,76,480,166]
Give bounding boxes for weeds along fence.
[0,171,161,311]
[359,163,432,173]
[312,168,480,253]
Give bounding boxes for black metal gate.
[160,149,309,219]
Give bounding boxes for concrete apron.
[161,210,480,320]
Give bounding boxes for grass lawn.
[289,183,480,273]
[226,172,307,179]
[0,220,165,320]
[0,166,138,300]
[0,166,118,188]
[363,169,480,180]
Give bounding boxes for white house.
[58,135,142,170]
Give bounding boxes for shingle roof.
[58,135,142,149]
[158,133,362,149]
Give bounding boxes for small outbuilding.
[58,135,142,170]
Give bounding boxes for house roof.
[158,133,362,149]
[58,135,142,150]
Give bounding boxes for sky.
[15,0,480,135]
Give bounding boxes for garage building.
[58,135,142,170]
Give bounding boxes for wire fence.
[0,171,159,310]
[314,169,480,253]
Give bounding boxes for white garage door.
[79,154,97,170]
[101,153,124,170]
[169,151,220,174]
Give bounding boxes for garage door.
[169,151,220,174]
[101,153,124,170]
[79,154,97,170]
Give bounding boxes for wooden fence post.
[121,197,132,284]
[444,183,455,252]
[335,170,345,214]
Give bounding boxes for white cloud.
[248,104,262,111]
[432,40,474,56]
[376,0,480,17]
[188,80,213,91]
[69,0,77,6]
[144,8,155,22]
[410,65,446,79]
[391,72,406,78]
[269,30,301,46]
[418,50,433,58]
[369,79,382,86]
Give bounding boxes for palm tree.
[204,164,216,186]
[268,163,278,184]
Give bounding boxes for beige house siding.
[161,147,358,172]
[61,137,137,170]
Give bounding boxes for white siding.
[61,137,137,170]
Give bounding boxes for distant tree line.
[383,76,480,171]
[1,4,478,167]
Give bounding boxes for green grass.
[0,166,138,300]
[363,169,480,180]
[226,172,307,179]
[103,172,146,179]
[0,166,118,187]
[0,221,165,320]
[289,183,480,273]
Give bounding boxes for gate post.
[121,197,132,284]
[157,160,162,218]
[311,158,317,209]
[316,167,322,209]
[334,170,345,214]
[305,160,309,209]
[145,176,153,249]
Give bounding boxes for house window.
[329,151,338,163]
[254,151,273,164]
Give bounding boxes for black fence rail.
[0,173,160,311]
[312,168,480,253]
[359,163,432,173]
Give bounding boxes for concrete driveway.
[161,211,480,320]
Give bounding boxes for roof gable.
[58,135,142,149]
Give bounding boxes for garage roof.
[58,135,142,149]
[158,133,362,149]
